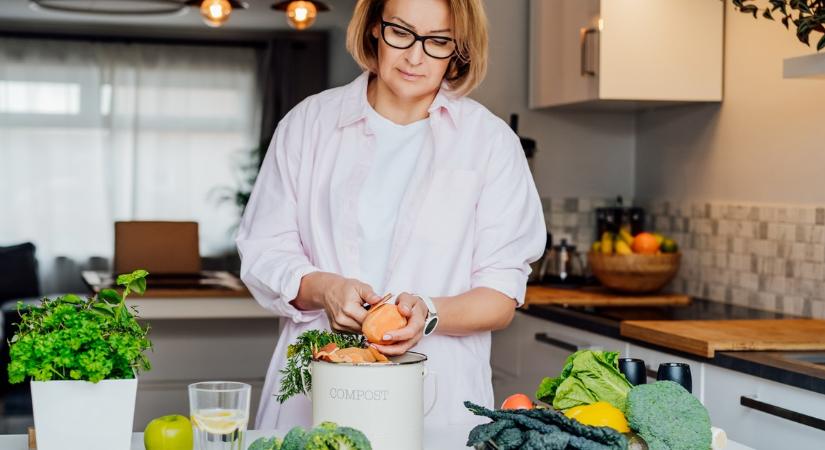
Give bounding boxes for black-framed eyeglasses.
[380,20,456,60]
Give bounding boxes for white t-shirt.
[357,106,429,294]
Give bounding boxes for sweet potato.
[362,302,408,345]
[367,345,390,363]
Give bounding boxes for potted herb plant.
[7,270,152,450]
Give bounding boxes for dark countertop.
[520,297,825,396]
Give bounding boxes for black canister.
[595,196,645,240]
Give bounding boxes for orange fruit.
[631,232,661,254]
[501,393,534,410]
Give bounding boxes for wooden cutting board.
[621,319,825,357]
[525,285,691,307]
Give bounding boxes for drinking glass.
[188,381,251,450]
[656,362,693,393]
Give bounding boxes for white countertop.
[0,426,754,449]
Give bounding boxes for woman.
[237,0,545,430]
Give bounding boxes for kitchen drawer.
[625,343,706,402]
[703,365,825,449]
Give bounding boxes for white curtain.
[0,38,261,293]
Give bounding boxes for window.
[0,38,261,291]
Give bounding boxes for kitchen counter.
[0,426,754,449]
[521,293,825,396]
[128,296,275,320]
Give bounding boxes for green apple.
[144,414,193,450]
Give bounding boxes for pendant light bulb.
[200,0,232,27]
[286,1,318,30]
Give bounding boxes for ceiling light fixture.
[272,0,330,30]
[29,0,186,16]
[184,0,248,27]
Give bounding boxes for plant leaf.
[764,7,775,19]
[129,277,147,296]
[98,289,122,304]
[818,33,825,50]
[116,269,149,288]
[740,4,760,17]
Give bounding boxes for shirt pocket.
[412,169,481,244]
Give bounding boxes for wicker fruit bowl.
[587,252,681,294]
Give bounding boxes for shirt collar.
[337,71,460,130]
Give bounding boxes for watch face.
[424,316,438,335]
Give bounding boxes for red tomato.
[501,393,534,410]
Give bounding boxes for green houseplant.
[730,0,825,50]
[7,269,152,450]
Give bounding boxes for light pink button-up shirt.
[237,72,546,430]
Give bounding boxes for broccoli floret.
[248,436,282,450]
[280,426,309,450]
[284,422,371,450]
[331,426,372,450]
[626,381,711,450]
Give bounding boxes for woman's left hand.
[370,293,428,356]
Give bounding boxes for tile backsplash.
[540,196,825,319]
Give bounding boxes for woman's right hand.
[293,272,383,333]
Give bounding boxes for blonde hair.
[346,0,488,97]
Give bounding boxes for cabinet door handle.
[740,396,825,432]
[579,27,598,77]
[534,332,589,353]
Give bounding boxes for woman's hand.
[370,293,428,356]
[293,272,383,333]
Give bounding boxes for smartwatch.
[413,294,439,336]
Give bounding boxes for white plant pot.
[31,376,138,450]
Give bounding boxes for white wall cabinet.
[529,0,724,109]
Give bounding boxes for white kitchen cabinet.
[529,0,724,109]
[703,364,825,449]
[491,312,628,405]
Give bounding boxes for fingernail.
[383,334,392,341]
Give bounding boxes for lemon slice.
[192,409,247,435]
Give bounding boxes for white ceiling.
[0,0,356,33]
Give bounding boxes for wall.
[635,3,825,318]
[635,3,825,203]
[473,0,636,200]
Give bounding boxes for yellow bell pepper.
[564,401,630,433]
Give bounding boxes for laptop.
[114,221,205,288]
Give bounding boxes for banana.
[619,229,634,247]
[615,240,633,255]
[600,232,614,254]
